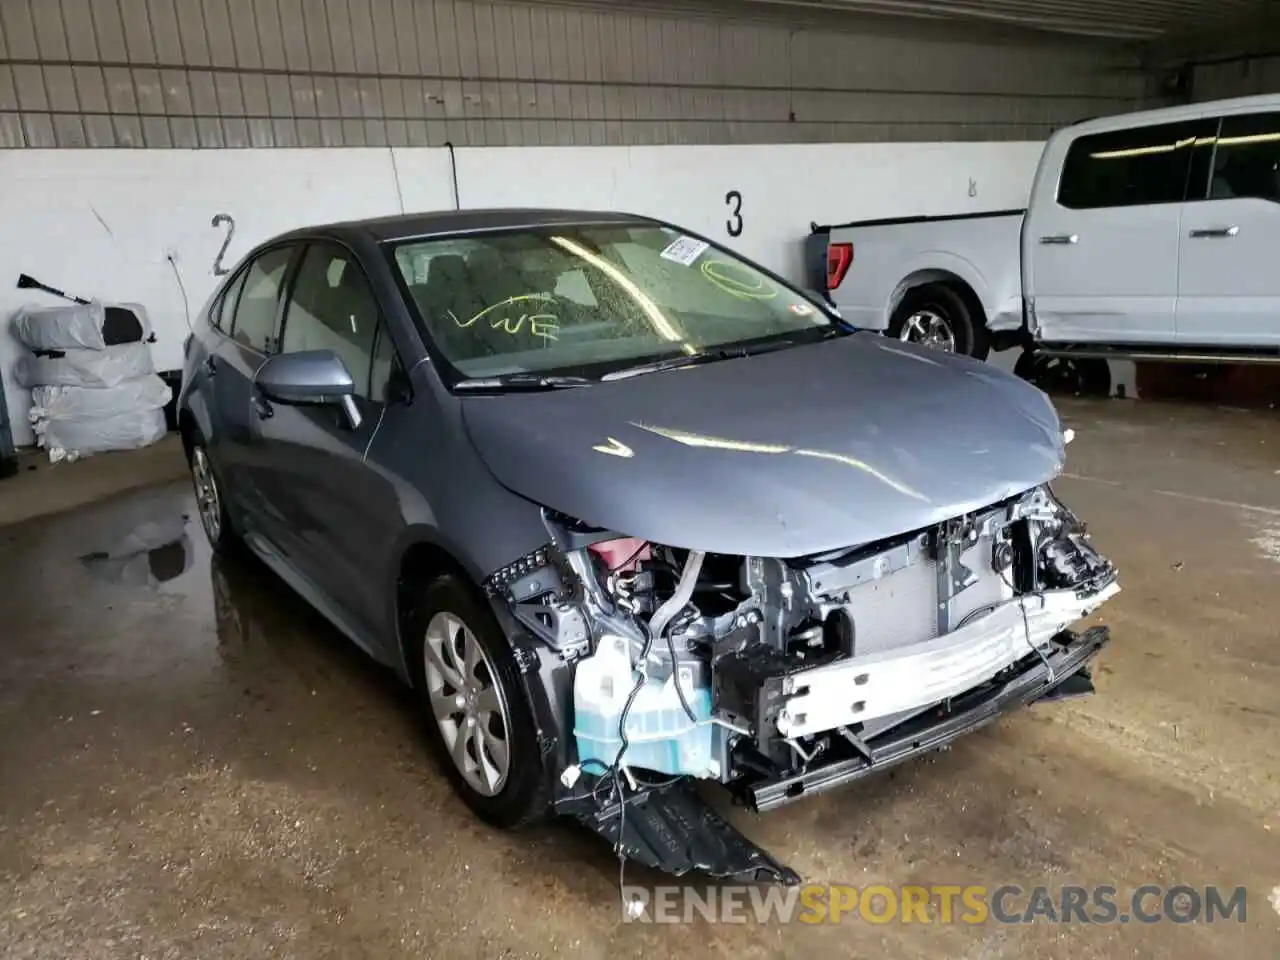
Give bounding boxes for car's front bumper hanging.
[563,625,1107,884]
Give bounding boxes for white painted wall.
[1,142,1044,446]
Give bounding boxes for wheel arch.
[177,399,215,465]
[887,265,990,333]
[391,530,492,685]
[391,528,567,820]
[178,408,198,463]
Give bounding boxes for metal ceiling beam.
[490,0,1142,45]
[727,0,1273,40]
[1144,5,1280,64]
[730,0,1162,38]
[486,0,1276,60]
[541,0,1275,42]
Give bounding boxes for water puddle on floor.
[77,489,197,589]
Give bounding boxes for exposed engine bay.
[485,483,1118,882]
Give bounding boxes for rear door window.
[1208,112,1280,202]
[230,246,293,353]
[1057,119,1217,210]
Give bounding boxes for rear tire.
[187,434,240,554]
[405,574,550,829]
[888,284,989,361]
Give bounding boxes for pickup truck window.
[1208,112,1280,203]
[1058,119,1216,210]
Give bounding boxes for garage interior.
[2,1,1280,957]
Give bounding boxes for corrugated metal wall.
[0,0,1144,149]
[1190,57,1280,101]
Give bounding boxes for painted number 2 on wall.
[725,190,743,238]
[211,213,237,276]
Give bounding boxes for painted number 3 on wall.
[211,213,236,276]
[725,190,743,238]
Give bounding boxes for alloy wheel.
[423,611,512,797]
[898,309,956,352]
[191,447,222,544]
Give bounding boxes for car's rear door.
[248,240,411,651]
[1177,109,1280,347]
[1026,116,1215,345]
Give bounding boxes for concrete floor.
[1,398,1278,959]
[0,435,187,528]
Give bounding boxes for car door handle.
[1189,226,1239,238]
[1039,234,1078,245]
[252,395,274,420]
[203,356,218,378]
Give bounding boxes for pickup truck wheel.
[1014,351,1112,397]
[407,574,550,829]
[889,285,989,360]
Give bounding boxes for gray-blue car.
[178,209,1118,883]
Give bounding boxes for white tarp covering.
[9,296,169,460]
[13,342,155,389]
[32,406,167,463]
[29,375,171,422]
[11,300,152,351]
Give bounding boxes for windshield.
[389,223,838,382]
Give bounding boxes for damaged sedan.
[177,209,1118,884]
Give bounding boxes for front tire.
[889,284,989,360]
[407,575,549,829]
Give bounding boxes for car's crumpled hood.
[461,334,1065,558]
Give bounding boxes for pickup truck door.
[1177,111,1280,348]
[1026,118,1216,345]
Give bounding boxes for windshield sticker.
[660,236,710,267]
[451,295,560,341]
[789,302,814,316]
[699,260,778,301]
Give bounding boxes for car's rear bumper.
[740,624,1109,812]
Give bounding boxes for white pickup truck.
[812,93,1280,392]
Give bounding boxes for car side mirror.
[255,350,363,429]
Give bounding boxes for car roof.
[278,207,658,245]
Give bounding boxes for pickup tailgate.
[811,210,1025,334]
